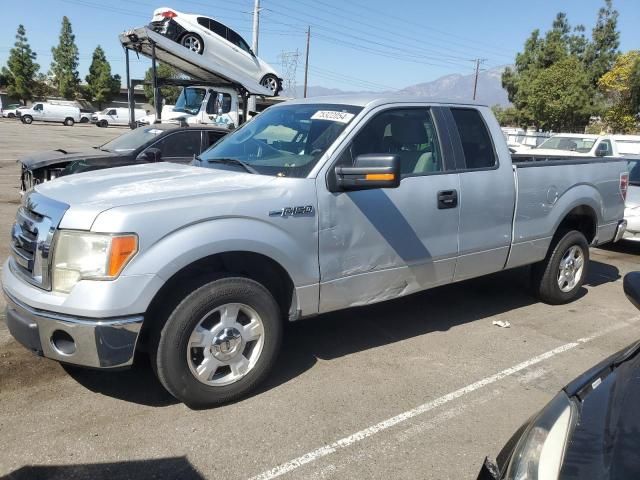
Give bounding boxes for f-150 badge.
[269,205,314,217]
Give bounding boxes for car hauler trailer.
[119,26,275,128]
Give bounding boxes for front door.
[317,106,461,313]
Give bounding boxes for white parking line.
[248,321,633,480]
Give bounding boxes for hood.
[560,343,640,479]
[36,162,274,211]
[19,149,115,170]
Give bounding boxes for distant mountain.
[283,66,510,106]
[398,66,509,106]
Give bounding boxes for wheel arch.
[552,203,598,245]
[139,250,296,349]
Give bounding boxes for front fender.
[123,217,319,287]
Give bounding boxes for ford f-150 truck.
[3,96,629,407]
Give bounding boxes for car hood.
[560,343,640,479]
[18,149,116,170]
[36,162,274,216]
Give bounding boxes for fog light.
[51,330,76,355]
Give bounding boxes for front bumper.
[4,290,143,368]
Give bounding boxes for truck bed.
[507,154,628,269]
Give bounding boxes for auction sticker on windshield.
[311,111,355,123]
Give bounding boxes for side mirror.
[595,144,608,157]
[137,147,161,163]
[624,272,640,310]
[334,154,401,192]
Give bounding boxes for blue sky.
[1,0,639,91]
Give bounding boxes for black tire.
[80,117,89,123]
[153,276,282,408]
[98,120,108,128]
[180,32,204,54]
[531,230,589,305]
[22,115,33,124]
[8,113,15,118]
[64,117,75,126]
[260,74,282,96]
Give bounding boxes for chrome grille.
[9,192,69,290]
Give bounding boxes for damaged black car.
[18,124,228,193]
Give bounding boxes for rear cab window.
[450,108,497,170]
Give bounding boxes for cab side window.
[203,130,226,150]
[450,108,497,169]
[227,29,253,55]
[153,131,202,159]
[206,93,232,114]
[337,108,443,177]
[599,140,613,156]
[208,19,228,38]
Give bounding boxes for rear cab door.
[316,102,462,313]
[443,106,516,281]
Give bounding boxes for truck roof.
[279,94,489,108]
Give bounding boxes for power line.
[262,6,473,67]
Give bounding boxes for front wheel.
[260,74,282,96]
[531,230,589,304]
[153,277,282,408]
[22,115,33,124]
[97,120,108,127]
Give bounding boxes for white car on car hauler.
[149,7,282,95]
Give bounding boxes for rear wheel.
[22,115,33,124]
[8,113,15,118]
[153,276,282,408]
[63,117,75,126]
[260,74,282,96]
[531,230,589,304]
[180,33,204,54]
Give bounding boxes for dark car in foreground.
[18,123,228,193]
[479,272,640,480]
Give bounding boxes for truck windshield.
[199,103,362,177]
[99,126,167,152]
[537,136,596,153]
[174,87,206,115]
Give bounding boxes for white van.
[20,103,81,126]
[91,108,147,127]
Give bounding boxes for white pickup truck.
[532,133,640,158]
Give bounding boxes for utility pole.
[248,0,260,113]
[303,26,311,98]
[472,58,486,101]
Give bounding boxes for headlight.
[505,393,576,480]
[52,231,138,293]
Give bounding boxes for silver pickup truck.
[3,96,629,407]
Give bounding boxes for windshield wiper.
[205,157,258,174]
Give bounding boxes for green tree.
[584,0,620,86]
[529,57,593,131]
[32,73,53,99]
[491,105,520,126]
[85,46,121,109]
[143,63,181,104]
[502,1,619,131]
[50,16,80,99]
[1,25,39,105]
[630,57,640,115]
[598,51,640,133]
